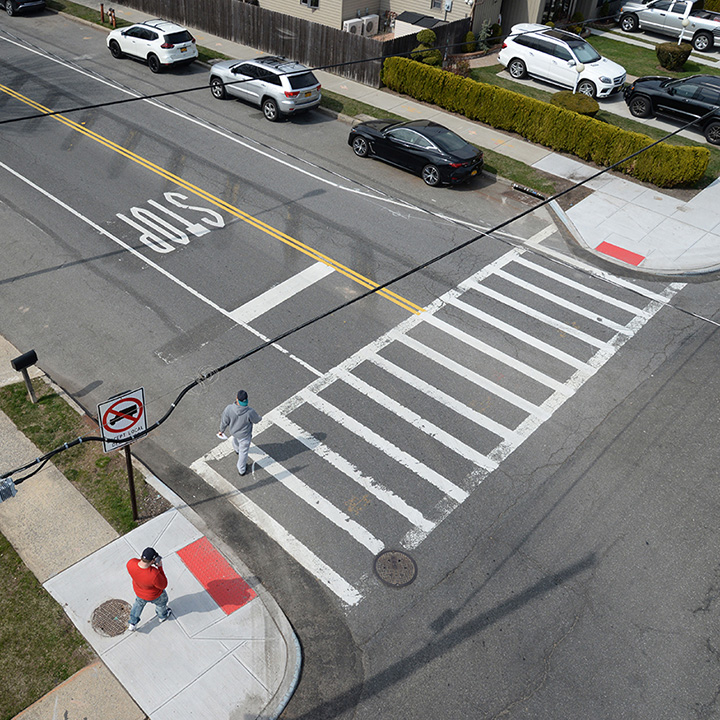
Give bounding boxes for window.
[300,0,319,7]
[387,128,418,143]
[431,0,442,9]
[287,72,319,89]
[698,87,720,105]
[553,45,572,61]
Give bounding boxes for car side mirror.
[567,60,576,67]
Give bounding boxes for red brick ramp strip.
[595,241,645,266]
[177,537,257,614]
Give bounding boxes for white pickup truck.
[618,0,720,51]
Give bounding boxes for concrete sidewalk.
[0,336,300,720]
[56,0,720,276]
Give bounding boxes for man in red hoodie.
[126,546,172,631]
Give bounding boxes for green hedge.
[381,57,709,187]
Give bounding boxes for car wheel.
[692,32,712,52]
[422,164,441,187]
[262,98,280,121]
[147,54,162,74]
[628,94,652,118]
[108,40,123,59]
[508,58,527,80]
[352,136,369,157]
[620,14,639,32]
[210,77,227,100]
[704,121,720,145]
[577,80,596,98]
[5,1,15,16]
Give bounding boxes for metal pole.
[21,368,37,404]
[124,445,138,521]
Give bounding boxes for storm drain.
[374,550,417,588]
[91,599,131,636]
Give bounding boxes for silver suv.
[107,19,198,73]
[209,56,322,122]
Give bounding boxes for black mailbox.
[11,350,38,372]
[11,349,38,403]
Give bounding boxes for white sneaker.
[159,608,172,623]
[127,623,136,632]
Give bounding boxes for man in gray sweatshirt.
[218,389,262,475]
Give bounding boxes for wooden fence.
[115,0,471,86]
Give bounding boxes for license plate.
[181,47,187,53]
[304,91,312,97]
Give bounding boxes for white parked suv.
[107,19,198,73]
[498,24,627,98]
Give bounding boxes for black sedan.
[348,119,483,187]
[623,74,720,145]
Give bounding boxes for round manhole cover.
[374,550,417,588]
[91,599,131,637]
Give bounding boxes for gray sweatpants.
[232,434,252,474]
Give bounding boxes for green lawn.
[0,531,95,720]
[0,380,169,534]
[587,33,720,78]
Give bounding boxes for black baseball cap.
[141,547,159,562]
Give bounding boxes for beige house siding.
[260,0,342,28]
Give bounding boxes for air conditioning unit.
[343,18,364,34]
[361,14,380,36]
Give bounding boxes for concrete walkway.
[0,333,300,720]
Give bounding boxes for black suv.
[624,74,720,144]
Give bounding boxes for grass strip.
[0,531,95,720]
[0,380,169,534]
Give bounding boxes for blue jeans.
[129,590,169,625]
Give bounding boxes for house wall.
[261,0,342,29]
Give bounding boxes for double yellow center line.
[0,83,423,315]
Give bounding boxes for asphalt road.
[4,11,720,720]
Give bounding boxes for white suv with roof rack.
[209,56,322,121]
[498,23,627,99]
[107,19,198,73]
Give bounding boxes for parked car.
[624,74,720,143]
[2,0,45,16]
[209,56,321,122]
[348,119,484,187]
[497,23,627,98]
[106,19,198,73]
[617,0,720,52]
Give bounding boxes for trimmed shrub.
[489,24,502,45]
[463,31,476,53]
[656,42,692,71]
[550,90,599,117]
[416,29,436,46]
[380,57,709,187]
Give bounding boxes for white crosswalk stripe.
[192,243,684,606]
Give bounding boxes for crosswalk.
[192,245,683,606]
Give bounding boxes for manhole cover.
[91,599,131,637]
[374,550,417,587]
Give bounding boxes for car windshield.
[426,127,467,153]
[287,72,319,89]
[568,40,601,64]
[166,31,193,44]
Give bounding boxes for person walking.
[126,547,172,631]
[218,389,262,475]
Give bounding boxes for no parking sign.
[97,388,146,453]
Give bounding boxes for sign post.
[97,388,146,521]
